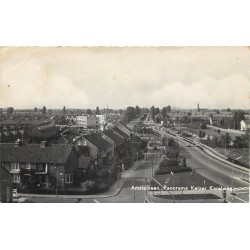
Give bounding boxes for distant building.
[75,115,106,130]
[0,166,13,203]
[240,120,250,130]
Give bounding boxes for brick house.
[74,133,113,166]
[116,122,131,139]
[112,127,130,143]
[0,141,79,190]
[0,166,13,203]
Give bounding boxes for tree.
[63,106,66,115]
[233,110,245,130]
[125,107,135,123]
[86,109,92,115]
[7,107,14,115]
[155,108,160,115]
[166,105,171,113]
[161,107,167,117]
[135,105,140,116]
[96,107,99,115]
[42,106,46,114]
[224,132,232,146]
[34,107,38,112]
[150,105,156,120]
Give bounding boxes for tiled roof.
[118,121,131,131]
[112,127,129,139]
[102,130,124,144]
[83,133,112,149]
[79,156,92,169]
[0,143,75,164]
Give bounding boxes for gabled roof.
[118,121,131,131]
[82,133,112,149]
[0,165,12,177]
[79,156,92,169]
[112,127,129,139]
[0,143,75,164]
[102,130,124,144]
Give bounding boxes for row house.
[101,129,124,155]
[73,133,113,166]
[0,141,79,189]
[112,126,130,143]
[116,122,131,140]
[0,166,13,203]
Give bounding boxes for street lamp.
[136,152,139,167]
[171,171,175,202]
[54,166,59,197]
[231,156,242,201]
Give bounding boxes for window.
[65,174,74,184]
[10,162,19,171]
[26,163,31,169]
[13,174,20,183]
[35,164,47,173]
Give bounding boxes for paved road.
[157,128,249,203]
[97,152,162,203]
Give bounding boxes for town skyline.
[0,47,249,110]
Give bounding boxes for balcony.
[9,168,20,174]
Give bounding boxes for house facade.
[0,141,79,190]
[240,120,250,130]
[74,133,113,166]
[0,166,13,203]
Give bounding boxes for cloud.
[0,47,249,109]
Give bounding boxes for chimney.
[41,141,47,148]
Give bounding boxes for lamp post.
[55,166,59,197]
[136,152,139,167]
[231,156,242,202]
[171,172,175,202]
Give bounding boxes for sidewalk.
[19,159,146,200]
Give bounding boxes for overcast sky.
[0,47,249,110]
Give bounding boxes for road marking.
[232,196,248,203]
[182,145,247,184]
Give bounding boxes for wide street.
[156,128,249,203]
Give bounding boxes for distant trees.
[86,109,92,115]
[7,107,14,115]
[155,108,160,116]
[233,110,245,130]
[95,107,99,115]
[161,107,167,117]
[34,107,38,112]
[150,105,155,120]
[42,106,46,114]
[122,106,136,123]
[135,105,140,116]
[63,106,66,115]
[166,105,171,113]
